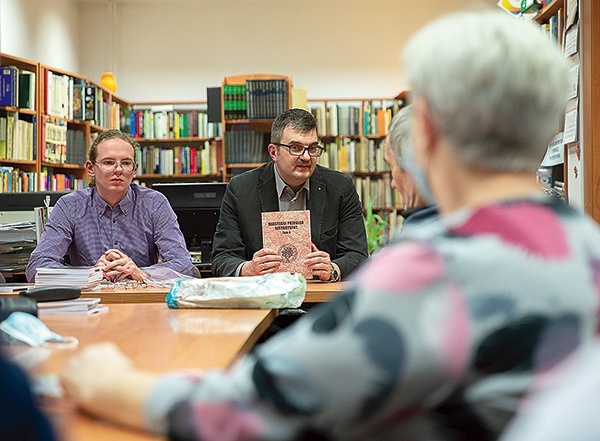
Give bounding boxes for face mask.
[401,142,436,205]
[0,312,78,349]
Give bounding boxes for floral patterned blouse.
[145,196,600,441]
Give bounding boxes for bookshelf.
[0,53,39,193]
[129,101,224,185]
[309,93,409,231]
[579,0,600,222]
[531,0,567,199]
[0,53,131,193]
[221,74,292,179]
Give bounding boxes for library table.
[79,279,350,304]
[23,303,277,441]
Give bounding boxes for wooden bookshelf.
[221,74,292,178]
[309,96,406,209]
[580,0,600,222]
[0,53,39,192]
[1,52,132,193]
[129,101,224,185]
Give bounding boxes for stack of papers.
[37,297,108,315]
[0,222,37,273]
[34,267,104,290]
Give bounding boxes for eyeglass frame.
[92,158,138,172]
[274,142,325,158]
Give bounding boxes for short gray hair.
[403,10,568,172]
[388,105,413,169]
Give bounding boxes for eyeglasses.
[275,142,324,157]
[93,159,137,172]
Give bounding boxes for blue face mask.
[402,143,436,205]
[0,312,78,349]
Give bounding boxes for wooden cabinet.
[221,74,292,179]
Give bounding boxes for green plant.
[364,199,389,255]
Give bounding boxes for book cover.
[262,210,311,279]
[18,71,36,110]
[84,84,96,121]
[71,78,85,120]
[0,66,18,106]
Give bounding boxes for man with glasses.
[25,129,196,282]
[212,108,368,281]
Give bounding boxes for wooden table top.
[10,303,276,441]
[87,279,348,304]
[0,280,348,304]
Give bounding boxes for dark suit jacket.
[211,162,368,279]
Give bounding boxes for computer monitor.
[152,182,227,265]
[0,190,72,211]
[0,190,72,224]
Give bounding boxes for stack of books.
[37,297,108,315]
[34,266,104,290]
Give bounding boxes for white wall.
[0,0,81,74]
[2,0,497,102]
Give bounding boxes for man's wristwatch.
[329,264,340,282]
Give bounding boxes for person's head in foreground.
[62,10,600,441]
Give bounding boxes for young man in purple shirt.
[25,130,196,282]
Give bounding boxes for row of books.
[246,79,288,119]
[379,209,404,244]
[0,167,38,193]
[0,114,36,161]
[311,103,361,137]
[310,100,400,138]
[130,107,221,139]
[111,101,130,133]
[134,142,219,176]
[0,65,36,110]
[363,100,398,136]
[354,174,402,212]
[540,8,562,43]
[224,130,270,164]
[317,138,389,173]
[39,168,87,191]
[223,79,289,121]
[39,117,87,166]
[223,84,247,120]
[45,71,112,128]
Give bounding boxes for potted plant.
[363,198,388,255]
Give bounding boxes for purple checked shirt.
[25,184,196,282]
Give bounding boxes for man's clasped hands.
[96,249,147,282]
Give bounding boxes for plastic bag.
[166,272,306,309]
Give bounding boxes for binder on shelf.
[18,71,36,110]
[84,84,97,121]
[207,87,222,123]
[0,66,18,106]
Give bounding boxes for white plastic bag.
[166,272,306,309]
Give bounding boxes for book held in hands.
[262,210,311,279]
